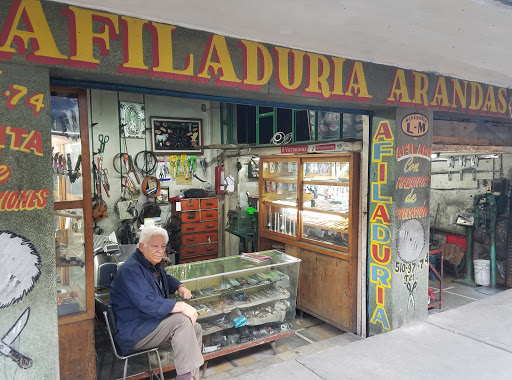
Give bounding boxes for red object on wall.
[446,234,467,250]
[215,165,225,194]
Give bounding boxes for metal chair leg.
[123,358,129,380]
[156,350,164,380]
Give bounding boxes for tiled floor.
[96,311,346,379]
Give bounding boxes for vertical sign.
[368,119,395,334]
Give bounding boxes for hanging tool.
[69,154,82,183]
[169,155,178,179]
[102,169,110,198]
[199,156,207,177]
[186,155,197,180]
[123,153,140,184]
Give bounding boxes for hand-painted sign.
[0,0,510,117]
[401,113,429,137]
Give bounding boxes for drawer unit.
[200,210,218,221]
[171,197,220,263]
[181,221,218,234]
[200,198,218,209]
[182,211,200,223]
[181,232,217,245]
[181,199,200,211]
[180,242,219,258]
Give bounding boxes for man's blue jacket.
[110,249,182,354]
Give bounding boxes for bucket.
[474,259,490,286]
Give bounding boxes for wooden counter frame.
[258,152,360,333]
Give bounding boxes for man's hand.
[171,301,198,324]
[178,285,192,300]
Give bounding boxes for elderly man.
[110,226,203,380]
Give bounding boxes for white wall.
[89,90,220,243]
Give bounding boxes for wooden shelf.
[303,221,349,234]
[262,201,298,209]
[262,176,297,183]
[302,207,349,217]
[303,179,349,186]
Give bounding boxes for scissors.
[98,134,109,153]
[0,307,33,369]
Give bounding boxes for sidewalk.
[214,288,512,380]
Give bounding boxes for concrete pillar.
[367,108,433,335]
[0,63,59,378]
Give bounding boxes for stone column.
[367,108,433,335]
[0,63,59,378]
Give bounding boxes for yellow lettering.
[344,61,372,101]
[194,34,240,87]
[238,40,273,90]
[468,82,483,112]
[451,79,468,111]
[63,6,119,69]
[118,16,148,75]
[481,85,498,114]
[272,46,305,95]
[148,22,194,80]
[386,69,411,105]
[329,57,346,98]
[430,77,450,109]
[303,53,331,99]
[411,72,429,107]
[0,0,66,63]
[497,88,507,114]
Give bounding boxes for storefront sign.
[281,145,307,154]
[401,113,429,137]
[0,0,510,117]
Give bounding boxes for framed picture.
[156,186,169,204]
[120,102,145,139]
[150,117,202,154]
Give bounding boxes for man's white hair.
[139,226,169,245]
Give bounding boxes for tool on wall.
[69,154,82,183]
[92,134,109,222]
[134,150,158,176]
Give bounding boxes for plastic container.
[474,259,490,286]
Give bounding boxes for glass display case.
[259,153,359,255]
[55,208,86,317]
[166,250,300,354]
[51,88,94,325]
[260,158,299,238]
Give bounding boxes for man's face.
[139,234,166,265]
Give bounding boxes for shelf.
[262,201,297,209]
[302,179,349,186]
[262,177,297,184]
[302,207,349,217]
[303,222,349,234]
[195,288,290,321]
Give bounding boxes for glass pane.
[55,208,86,317]
[51,95,82,202]
[302,210,349,248]
[262,180,297,206]
[262,205,297,236]
[294,110,314,142]
[303,161,350,183]
[303,184,349,213]
[262,161,297,180]
[317,111,340,140]
[343,113,364,139]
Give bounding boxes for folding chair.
[103,307,164,380]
